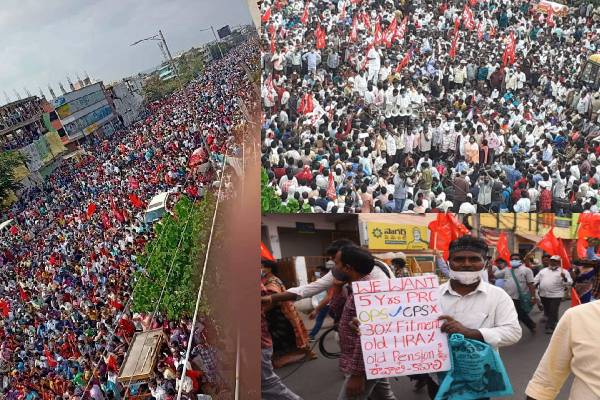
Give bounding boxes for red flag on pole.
[128,193,144,208]
[462,5,476,30]
[18,286,28,302]
[8,225,18,236]
[477,22,484,41]
[557,239,572,269]
[384,18,398,48]
[339,1,346,20]
[537,228,560,255]
[428,213,469,260]
[449,31,459,60]
[101,213,111,229]
[362,12,371,31]
[261,6,271,23]
[326,173,337,200]
[571,287,581,307]
[261,242,275,261]
[397,16,408,41]
[0,299,9,318]
[301,4,309,24]
[395,50,412,73]
[350,17,358,42]
[315,25,326,49]
[453,17,461,34]
[546,7,555,27]
[86,203,97,218]
[496,232,511,266]
[373,20,383,45]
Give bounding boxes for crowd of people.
[0,97,43,133]
[0,37,257,399]
[261,0,600,214]
[261,234,600,400]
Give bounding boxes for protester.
[495,253,538,333]
[261,0,600,213]
[525,300,600,400]
[0,38,257,398]
[328,245,396,400]
[261,259,316,367]
[533,255,572,334]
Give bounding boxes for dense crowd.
[0,98,43,132]
[260,0,600,214]
[0,38,257,399]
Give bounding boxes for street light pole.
[210,25,225,59]
[158,29,184,90]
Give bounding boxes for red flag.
[462,5,476,30]
[86,203,97,218]
[395,50,412,73]
[339,1,346,20]
[489,26,496,37]
[449,31,459,60]
[502,31,516,66]
[350,17,358,42]
[297,94,314,115]
[326,173,337,200]
[363,12,371,31]
[261,6,271,23]
[469,0,478,6]
[453,17,461,34]
[384,18,397,47]
[577,237,588,259]
[128,176,139,190]
[394,16,408,42]
[129,194,144,209]
[270,30,276,54]
[315,24,326,49]
[477,22,484,41]
[113,209,125,222]
[373,20,383,45]
[44,350,57,368]
[0,299,9,318]
[571,287,581,307]
[537,228,560,255]
[546,7,555,27]
[428,213,469,260]
[49,254,58,266]
[557,239,572,270]
[18,286,28,302]
[261,242,275,261]
[496,232,511,266]
[8,225,18,236]
[301,4,309,24]
[101,213,111,229]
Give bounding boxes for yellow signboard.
[367,222,429,250]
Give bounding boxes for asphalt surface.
[278,302,574,400]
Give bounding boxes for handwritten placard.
[352,275,451,379]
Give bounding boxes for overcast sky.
[0,0,252,104]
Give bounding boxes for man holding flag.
[533,256,572,334]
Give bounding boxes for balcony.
[476,213,579,239]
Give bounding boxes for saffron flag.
[315,25,326,49]
[261,242,275,261]
[558,239,572,269]
[395,50,412,73]
[496,232,511,266]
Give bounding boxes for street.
[279,302,574,400]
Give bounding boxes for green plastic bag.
[434,334,513,400]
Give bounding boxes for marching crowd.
[0,38,257,399]
[260,0,600,214]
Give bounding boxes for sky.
[0,0,252,104]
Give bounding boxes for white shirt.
[440,281,522,349]
[287,267,389,299]
[534,267,572,298]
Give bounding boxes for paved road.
[278,302,574,400]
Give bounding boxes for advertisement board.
[367,222,429,250]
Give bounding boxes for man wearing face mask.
[495,253,538,333]
[533,256,572,334]
[432,235,522,399]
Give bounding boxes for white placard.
[352,276,451,379]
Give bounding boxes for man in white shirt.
[533,256,572,334]
[526,300,600,400]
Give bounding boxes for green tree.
[0,151,26,205]
[131,193,215,320]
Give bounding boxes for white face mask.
[510,260,521,268]
[449,268,483,285]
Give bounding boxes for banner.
[34,136,52,165]
[368,222,429,250]
[353,276,451,379]
[44,132,67,155]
